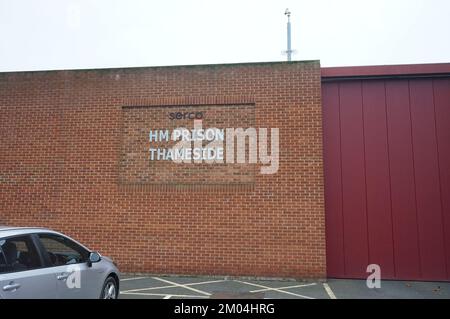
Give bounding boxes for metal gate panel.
[322,69,450,281]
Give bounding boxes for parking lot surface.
[119,275,450,299]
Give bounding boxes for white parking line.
[235,280,315,299]
[152,277,211,296]
[121,279,226,293]
[121,285,175,293]
[120,277,320,299]
[250,283,317,292]
[121,277,147,281]
[323,283,337,299]
[121,292,208,298]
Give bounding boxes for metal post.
[287,16,292,61]
[287,11,292,61]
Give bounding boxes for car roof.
[0,226,63,239]
[0,226,92,252]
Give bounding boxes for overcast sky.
[1,0,449,72]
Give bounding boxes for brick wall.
[0,61,325,278]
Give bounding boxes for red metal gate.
[322,64,450,281]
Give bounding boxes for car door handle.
[57,273,70,281]
[3,282,21,292]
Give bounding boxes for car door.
[0,235,57,299]
[35,233,99,299]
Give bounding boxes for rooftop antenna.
[284,8,296,61]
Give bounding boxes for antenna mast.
[285,9,293,61]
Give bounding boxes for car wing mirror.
[87,251,101,267]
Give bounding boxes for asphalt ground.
[119,274,450,299]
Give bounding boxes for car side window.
[38,234,89,267]
[0,236,42,274]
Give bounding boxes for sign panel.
[120,104,256,185]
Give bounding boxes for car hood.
[101,255,114,264]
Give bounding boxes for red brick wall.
[0,61,325,278]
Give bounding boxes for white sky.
[0,0,449,72]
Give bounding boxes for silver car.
[0,226,120,299]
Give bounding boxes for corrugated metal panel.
[323,75,450,281]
